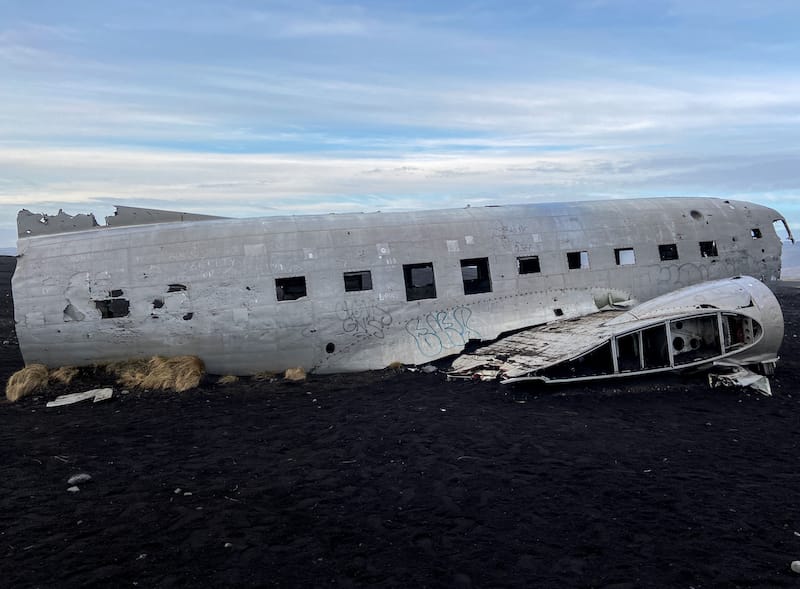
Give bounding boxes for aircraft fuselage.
[12,197,791,374]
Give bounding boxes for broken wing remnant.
[450,276,783,390]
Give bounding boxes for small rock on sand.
[791,560,800,574]
[68,473,92,485]
[67,486,80,493]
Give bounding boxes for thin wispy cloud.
[0,0,798,247]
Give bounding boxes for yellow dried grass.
[6,364,49,402]
[105,358,151,389]
[49,366,79,385]
[217,375,239,385]
[105,356,205,392]
[284,367,307,382]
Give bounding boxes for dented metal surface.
[11,197,791,375]
[451,276,783,389]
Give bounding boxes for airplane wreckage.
[11,197,794,392]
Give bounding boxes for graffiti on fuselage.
[405,306,481,358]
[336,300,393,339]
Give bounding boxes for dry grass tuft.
[387,361,404,371]
[49,366,79,385]
[6,364,49,402]
[284,367,307,382]
[217,375,239,385]
[105,359,151,389]
[105,356,205,392]
[143,356,205,392]
[251,371,276,382]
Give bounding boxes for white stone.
[68,473,91,485]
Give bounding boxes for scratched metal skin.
[11,197,790,374]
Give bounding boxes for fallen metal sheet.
[46,388,114,407]
[451,312,622,378]
[708,366,772,396]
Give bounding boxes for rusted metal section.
[450,276,783,390]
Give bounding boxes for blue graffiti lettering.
[406,306,481,357]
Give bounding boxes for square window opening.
[518,256,541,274]
[276,276,307,301]
[344,270,372,292]
[460,258,492,295]
[403,263,437,301]
[659,243,679,261]
[567,250,589,270]
[699,241,718,257]
[95,299,130,319]
[614,247,636,266]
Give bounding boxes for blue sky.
[1,0,799,248]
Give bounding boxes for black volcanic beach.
[1,255,799,588]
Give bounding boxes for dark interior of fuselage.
[537,312,759,381]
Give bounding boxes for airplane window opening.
[699,241,718,257]
[554,308,564,317]
[614,248,636,266]
[275,276,307,301]
[95,299,130,319]
[616,332,641,372]
[183,313,193,321]
[344,270,372,292]
[517,256,541,274]
[460,258,492,295]
[751,228,762,239]
[326,342,335,354]
[723,314,757,350]
[403,263,437,301]
[773,219,795,243]
[567,250,589,270]
[152,298,164,309]
[670,315,722,365]
[642,324,670,369]
[690,210,704,220]
[168,284,187,292]
[109,289,124,298]
[541,341,614,379]
[658,244,679,261]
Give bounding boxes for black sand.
[1,255,799,588]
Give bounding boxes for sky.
[1,0,799,249]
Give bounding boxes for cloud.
[1,0,799,247]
